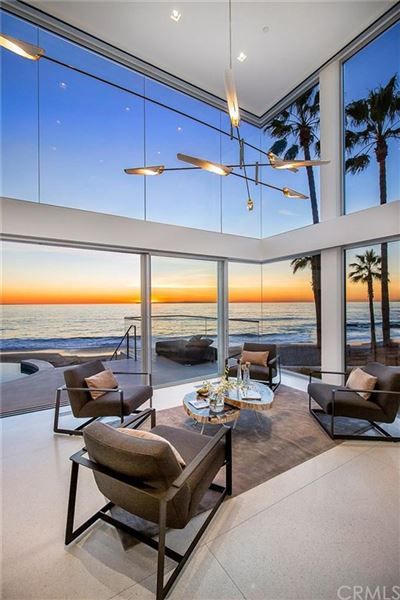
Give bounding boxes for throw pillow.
[346,368,378,400]
[117,428,186,467]
[240,350,269,367]
[84,369,118,400]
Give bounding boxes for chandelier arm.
[231,170,283,193]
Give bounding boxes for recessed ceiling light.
[262,25,270,34]
[170,9,181,22]
[237,52,247,63]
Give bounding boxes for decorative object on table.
[189,398,209,410]
[197,381,213,396]
[236,361,242,386]
[242,361,251,390]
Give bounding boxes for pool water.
[0,362,29,384]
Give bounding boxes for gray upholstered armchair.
[65,420,232,600]
[54,359,153,435]
[226,342,282,391]
[308,362,400,441]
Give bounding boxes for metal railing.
[124,315,260,339]
[111,324,137,361]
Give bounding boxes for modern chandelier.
[0,10,330,211]
[124,0,330,210]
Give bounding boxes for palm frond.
[269,139,288,155]
[284,144,299,161]
[345,154,371,174]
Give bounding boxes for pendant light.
[0,33,44,60]
[282,187,309,200]
[224,0,240,128]
[177,153,232,176]
[124,165,165,175]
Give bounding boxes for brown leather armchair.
[308,362,400,441]
[53,359,153,435]
[65,420,232,600]
[226,342,282,391]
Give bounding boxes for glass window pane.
[39,29,144,94]
[222,124,262,238]
[345,240,399,367]
[151,256,219,386]
[262,256,321,373]
[343,23,400,214]
[228,263,262,350]
[145,77,222,128]
[1,241,142,415]
[39,59,144,218]
[1,11,39,202]
[262,85,321,237]
[145,102,221,230]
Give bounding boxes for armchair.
[308,362,400,441]
[65,420,232,600]
[54,359,153,435]
[225,342,282,391]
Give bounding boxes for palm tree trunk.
[303,144,319,225]
[379,157,391,347]
[367,277,377,359]
[311,255,321,349]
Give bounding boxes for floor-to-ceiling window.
[343,21,400,215]
[345,240,400,368]
[0,241,142,414]
[150,256,219,385]
[262,256,321,373]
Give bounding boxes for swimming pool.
[0,362,30,384]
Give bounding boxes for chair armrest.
[111,371,152,386]
[268,355,279,366]
[59,385,123,394]
[332,388,399,396]
[167,427,232,499]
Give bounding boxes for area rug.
[111,384,339,547]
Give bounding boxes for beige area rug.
[111,385,338,546]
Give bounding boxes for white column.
[217,260,229,375]
[319,61,345,383]
[140,253,152,377]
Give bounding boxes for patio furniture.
[65,420,232,600]
[308,362,400,441]
[155,335,217,365]
[226,342,282,391]
[53,359,153,435]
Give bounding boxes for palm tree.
[265,87,322,351]
[348,250,382,358]
[291,256,321,349]
[345,75,400,347]
[264,86,320,225]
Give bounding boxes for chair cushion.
[84,422,182,489]
[151,425,226,519]
[240,350,269,367]
[117,428,186,467]
[346,368,377,400]
[85,368,119,400]
[308,382,387,422]
[64,359,106,416]
[78,384,152,417]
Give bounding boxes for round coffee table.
[183,380,274,434]
[183,391,240,434]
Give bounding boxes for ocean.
[1,302,399,352]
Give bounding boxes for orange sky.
[1,243,399,304]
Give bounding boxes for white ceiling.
[27,0,393,116]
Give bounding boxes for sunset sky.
[2,242,399,305]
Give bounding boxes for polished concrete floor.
[1,374,399,600]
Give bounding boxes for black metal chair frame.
[53,370,153,436]
[65,424,232,600]
[225,353,282,391]
[309,369,400,442]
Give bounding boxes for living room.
[1,1,399,599]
